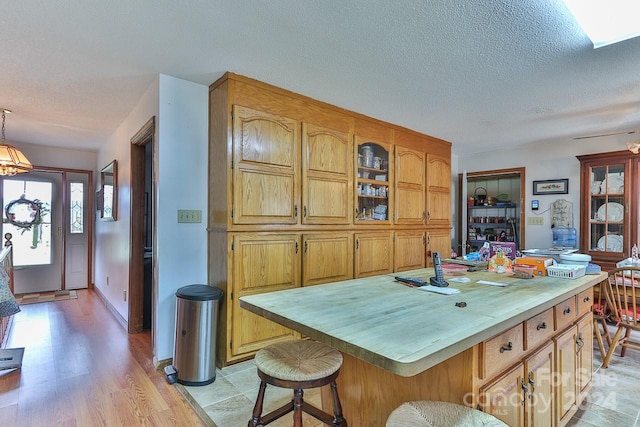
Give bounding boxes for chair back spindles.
[602,267,640,367]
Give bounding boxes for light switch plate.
[527,216,544,225]
[177,209,202,223]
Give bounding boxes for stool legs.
[249,381,268,427]
[293,388,303,427]
[329,381,347,427]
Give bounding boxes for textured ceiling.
[2,0,640,157]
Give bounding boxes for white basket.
[547,264,586,280]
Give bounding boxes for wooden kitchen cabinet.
[355,232,394,277]
[524,341,555,427]
[232,105,300,225]
[576,313,593,402]
[554,324,578,425]
[479,363,526,427]
[209,73,452,366]
[302,123,352,225]
[394,230,426,272]
[302,232,353,286]
[426,229,452,265]
[394,146,426,225]
[426,154,451,226]
[230,234,299,359]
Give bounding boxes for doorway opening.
[458,167,526,255]
[129,117,155,340]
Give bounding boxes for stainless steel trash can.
[173,285,223,386]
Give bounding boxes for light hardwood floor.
[0,289,206,427]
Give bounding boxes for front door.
[1,170,91,294]
[2,171,63,293]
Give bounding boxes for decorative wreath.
[4,195,46,231]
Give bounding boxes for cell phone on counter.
[430,251,449,287]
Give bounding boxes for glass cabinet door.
[355,139,391,223]
[588,163,626,253]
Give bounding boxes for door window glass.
[70,182,84,234]
[2,179,53,267]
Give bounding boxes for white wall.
[155,74,209,361]
[94,74,208,362]
[455,138,630,251]
[14,142,96,171]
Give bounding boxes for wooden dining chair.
[601,266,640,368]
[592,277,611,360]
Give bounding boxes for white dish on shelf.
[596,202,624,222]
[601,175,624,194]
[597,235,623,252]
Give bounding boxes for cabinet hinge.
[231,209,234,218]
[231,160,234,169]
[230,110,234,120]
[230,291,233,300]
[230,340,233,349]
[231,241,234,250]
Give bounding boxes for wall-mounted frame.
[532,178,568,195]
[100,160,117,221]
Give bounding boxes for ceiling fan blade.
[573,130,638,140]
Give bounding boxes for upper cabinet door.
[232,105,300,225]
[301,123,352,224]
[395,146,426,225]
[426,154,451,226]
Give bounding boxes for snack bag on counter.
[488,250,513,273]
[478,241,491,261]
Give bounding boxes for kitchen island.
[240,267,606,426]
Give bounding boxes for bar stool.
[248,340,347,427]
[386,401,507,427]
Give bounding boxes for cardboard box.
[489,242,516,260]
[515,256,555,276]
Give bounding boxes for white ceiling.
[3,1,640,157]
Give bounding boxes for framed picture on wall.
[532,179,569,195]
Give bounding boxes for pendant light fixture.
[0,108,32,176]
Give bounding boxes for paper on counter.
[417,285,460,295]
[477,280,509,287]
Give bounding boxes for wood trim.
[129,116,155,334]
[458,167,526,251]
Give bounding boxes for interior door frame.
[129,117,155,336]
[457,167,526,253]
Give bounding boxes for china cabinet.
[577,151,637,271]
[209,72,452,366]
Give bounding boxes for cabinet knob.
[583,296,591,303]
[536,322,547,330]
[563,307,571,315]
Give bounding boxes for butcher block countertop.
[239,268,606,377]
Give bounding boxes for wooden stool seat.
[249,340,347,427]
[386,401,508,427]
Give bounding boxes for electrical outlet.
[177,209,202,223]
[527,216,544,225]
[123,289,127,301]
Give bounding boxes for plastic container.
[547,264,586,280]
[552,227,577,248]
[173,285,223,386]
[513,264,535,279]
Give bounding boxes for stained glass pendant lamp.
[0,109,32,176]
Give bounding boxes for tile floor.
[179,332,640,427]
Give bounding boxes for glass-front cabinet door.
[578,152,633,269]
[354,137,392,224]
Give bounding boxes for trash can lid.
[176,285,223,301]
